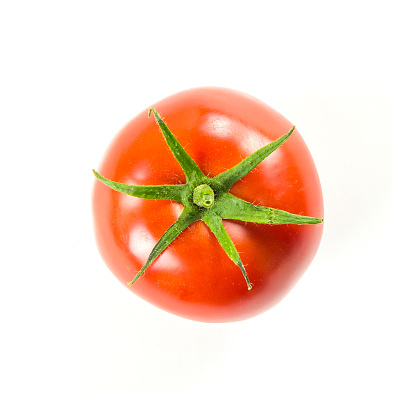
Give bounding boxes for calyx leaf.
[94,109,323,290]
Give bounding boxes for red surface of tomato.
[92,87,323,322]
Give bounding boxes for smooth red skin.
[92,87,323,323]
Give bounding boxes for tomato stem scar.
[193,184,215,208]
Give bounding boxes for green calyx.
[93,108,323,290]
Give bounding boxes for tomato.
[92,87,323,322]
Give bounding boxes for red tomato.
[92,87,323,322]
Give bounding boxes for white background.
[1,0,413,414]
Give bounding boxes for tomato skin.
[92,87,323,322]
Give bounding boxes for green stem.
[193,184,215,208]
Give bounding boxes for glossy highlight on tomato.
[92,87,323,322]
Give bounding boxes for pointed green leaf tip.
[93,109,323,290]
